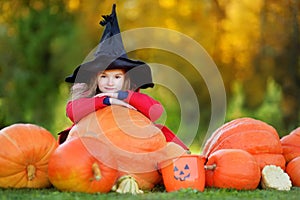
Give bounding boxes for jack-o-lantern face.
[174,164,190,181]
[173,157,198,181]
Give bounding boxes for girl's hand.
[95,92,118,99]
[110,98,137,110]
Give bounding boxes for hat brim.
[65,55,154,89]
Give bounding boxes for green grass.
[1,187,299,200]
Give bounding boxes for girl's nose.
[107,77,114,85]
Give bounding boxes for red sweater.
[66,90,163,123]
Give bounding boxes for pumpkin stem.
[204,164,217,170]
[27,164,36,181]
[92,163,102,181]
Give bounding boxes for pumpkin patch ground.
[1,187,300,199]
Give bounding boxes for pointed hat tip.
[99,3,117,26]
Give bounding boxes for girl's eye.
[115,75,123,79]
[100,74,106,78]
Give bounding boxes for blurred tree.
[252,0,300,131]
[0,0,299,141]
[273,0,300,131]
[208,0,300,133]
[0,0,74,131]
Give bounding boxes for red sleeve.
[66,97,107,123]
[123,91,164,122]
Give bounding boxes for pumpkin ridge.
[0,168,25,179]
[0,134,26,166]
[208,129,281,156]
[95,122,155,135]
[32,162,48,171]
[104,126,161,139]
[2,124,56,164]
[102,133,165,153]
[15,173,27,188]
[35,141,58,164]
[1,170,26,188]
[2,164,49,188]
[97,126,119,133]
[1,132,25,155]
[210,122,274,142]
[0,154,25,167]
[252,154,286,170]
[203,118,278,156]
[280,127,300,162]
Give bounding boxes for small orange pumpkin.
[48,137,118,193]
[0,123,57,188]
[285,156,300,187]
[280,127,300,163]
[205,149,261,190]
[202,117,285,170]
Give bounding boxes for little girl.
[66,68,163,123]
[58,4,188,151]
[59,67,188,150]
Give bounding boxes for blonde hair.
[69,70,132,101]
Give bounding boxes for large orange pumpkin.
[202,117,285,170]
[48,137,118,193]
[0,123,57,188]
[205,149,261,190]
[67,105,167,153]
[280,127,300,163]
[286,156,300,187]
[67,105,186,190]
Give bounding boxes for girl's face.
[97,69,125,93]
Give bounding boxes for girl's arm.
[66,96,108,123]
[122,90,164,122]
[93,90,164,122]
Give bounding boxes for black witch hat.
[65,4,154,89]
